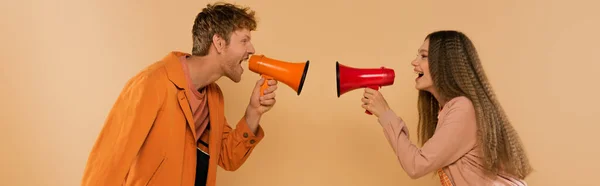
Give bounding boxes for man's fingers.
[261,92,276,100]
[264,84,278,94]
[260,99,276,106]
[256,78,265,86]
[268,80,278,86]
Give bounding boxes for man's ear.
[212,34,226,54]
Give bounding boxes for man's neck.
[184,55,223,91]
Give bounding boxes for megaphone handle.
[365,85,380,115]
[260,74,273,97]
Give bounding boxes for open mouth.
[240,56,249,64]
[416,71,424,78]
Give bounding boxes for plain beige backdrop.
[2,0,600,185]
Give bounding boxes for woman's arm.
[377,97,478,179]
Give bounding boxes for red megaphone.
[336,61,395,115]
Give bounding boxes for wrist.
[384,105,391,113]
[377,109,397,125]
[246,106,260,117]
[245,107,261,126]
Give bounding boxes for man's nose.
[248,44,255,54]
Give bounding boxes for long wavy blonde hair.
[417,30,532,179]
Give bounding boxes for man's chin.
[227,75,242,83]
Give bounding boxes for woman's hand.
[361,87,391,117]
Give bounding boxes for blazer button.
[243,132,248,138]
[249,139,255,144]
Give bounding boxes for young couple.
[80,2,532,186]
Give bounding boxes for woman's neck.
[430,89,448,110]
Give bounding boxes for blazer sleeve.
[218,116,265,171]
[81,75,165,186]
[212,84,265,171]
[377,97,478,179]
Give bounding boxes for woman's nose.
[411,58,418,66]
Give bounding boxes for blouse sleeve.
[377,97,478,179]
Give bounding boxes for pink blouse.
[377,96,528,186]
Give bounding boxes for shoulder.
[445,96,475,113]
[440,96,476,125]
[121,62,170,97]
[127,61,168,83]
[438,96,478,140]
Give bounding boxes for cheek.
[422,66,432,82]
[422,61,430,70]
[229,48,242,57]
[422,64,431,76]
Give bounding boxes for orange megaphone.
[336,61,395,115]
[248,54,310,96]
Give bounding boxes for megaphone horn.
[248,54,310,96]
[336,61,395,115]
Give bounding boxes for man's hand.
[245,78,278,133]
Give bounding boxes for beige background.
[2,0,599,185]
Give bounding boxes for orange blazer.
[81,51,265,186]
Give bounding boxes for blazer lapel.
[163,51,198,139]
[177,90,197,139]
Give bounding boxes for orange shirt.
[179,55,210,143]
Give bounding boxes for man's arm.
[210,83,266,171]
[81,75,165,185]
[214,78,276,171]
[218,116,265,171]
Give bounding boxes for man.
[81,2,277,186]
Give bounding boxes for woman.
[361,30,532,185]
